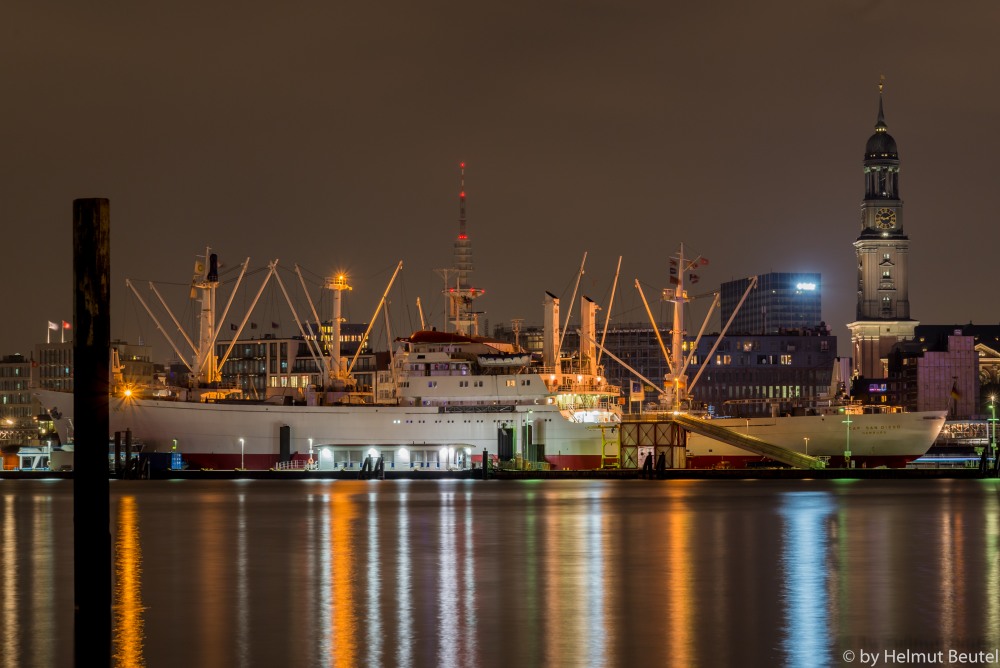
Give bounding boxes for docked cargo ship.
[60,326,622,471]
[33,171,945,470]
[35,243,943,471]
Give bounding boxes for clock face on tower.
[875,207,896,229]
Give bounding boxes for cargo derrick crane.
[126,248,276,388]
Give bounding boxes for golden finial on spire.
[879,74,885,94]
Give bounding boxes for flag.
[271,322,279,329]
[193,259,207,282]
[48,321,58,330]
[950,383,961,400]
[62,321,71,329]
[629,380,645,402]
[230,323,237,331]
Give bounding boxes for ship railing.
[554,381,621,395]
[556,396,623,417]
[273,460,317,471]
[317,461,471,471]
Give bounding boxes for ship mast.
[651,244,756,410]
[194,248,221,383]
[664,244,689,409]
[441,161,485,335]
[326,273,352,382]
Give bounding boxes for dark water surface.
[2,478,999,667]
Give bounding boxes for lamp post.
[989,395,997,465]
[803,436,809,457]
[239,437,245,470]
[842,413,852,467]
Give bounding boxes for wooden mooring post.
[73,198,112,666]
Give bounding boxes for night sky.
[3,1,998,361]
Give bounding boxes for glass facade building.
[721,272,823,335]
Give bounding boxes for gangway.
[671,413,827,470]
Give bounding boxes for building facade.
[881,324,1000,418]
[847,83,918,378]
[33,339,154,395]
[721,273,823,335]
[685,331,837,417]
[33,341,74,392]
[214,331,385,400]
[0,353,38,447]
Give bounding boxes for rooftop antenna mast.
[511,318,523,349]
[437,161,485,335]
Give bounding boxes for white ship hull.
[684,411,947,468]
[37,389,617,470]
[37,388,944,470]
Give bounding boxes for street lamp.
[239,437,245,470]
[989,395,997,466]
[803,436,809,457]
[842,413,852,467]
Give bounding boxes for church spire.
[875,75,887,132]
[848,79,915,380]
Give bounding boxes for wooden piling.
[73,198,111,667]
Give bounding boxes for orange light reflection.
[665,486,693,667]
[331,492,358,668]
[113,495,145,667]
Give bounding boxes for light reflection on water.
[1,479,999,667]
[2,495,21,668]
[330,491,358,668]
[113,495,145,667]
[779,491,834,668]
[986,488,1000,647]
[665,486,693,668]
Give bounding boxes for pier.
[618,412,828,471]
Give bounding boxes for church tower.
[847,80,918,379]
